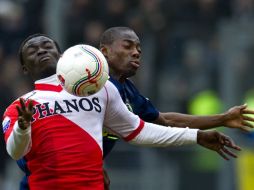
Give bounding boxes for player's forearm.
[6,122,32,160]
[158,112,226,130]
[129,122,198,147]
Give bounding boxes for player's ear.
[100,46,108,59]
[22,65,29,75]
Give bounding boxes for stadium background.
[0,0,254,189]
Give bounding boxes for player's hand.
[16,98,33,130]
[197,130,241,160]
[103,168,110,190]
[223,104,254,132]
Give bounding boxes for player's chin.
[127,69,137,77]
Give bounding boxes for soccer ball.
[56,44,109,96]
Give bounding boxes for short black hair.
[99,26,133,47]
[18,33,61,65]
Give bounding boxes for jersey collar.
[34,74,63,92]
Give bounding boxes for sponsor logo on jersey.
[31,97,102,122]
[2,117,11,133]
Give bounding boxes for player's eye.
[27,50,36,55]
[43,42,54,49]
[122,44,131,49]
[45,45,53,49]
[44,44,53,49]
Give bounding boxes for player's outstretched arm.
[155,104,254,131]
[197,130,241,160]
[104,81,241,160]
[130,123,241,160]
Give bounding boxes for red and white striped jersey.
[3,75,143,190]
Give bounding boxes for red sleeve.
[2,100,20,142]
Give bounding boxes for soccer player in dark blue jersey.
[99,26,254,189]
[99,26,254,157]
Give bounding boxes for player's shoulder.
[101,80,122,100]
[3,99,19,118]
[104,80,118,91]
[4,91,36,115]
[124,78,141,94]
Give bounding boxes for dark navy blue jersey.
[109,77,159,121]
[103,77,159,158]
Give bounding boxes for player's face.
[22,36,60,80]
[107,30,141,79]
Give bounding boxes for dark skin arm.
[197,130,241,160]
[154,104,254,132]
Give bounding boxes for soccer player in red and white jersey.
[2,34,242,190]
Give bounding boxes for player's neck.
[109,69,126,83]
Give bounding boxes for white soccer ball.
[56,44,109,96]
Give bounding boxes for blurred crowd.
[1,0,254,189]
